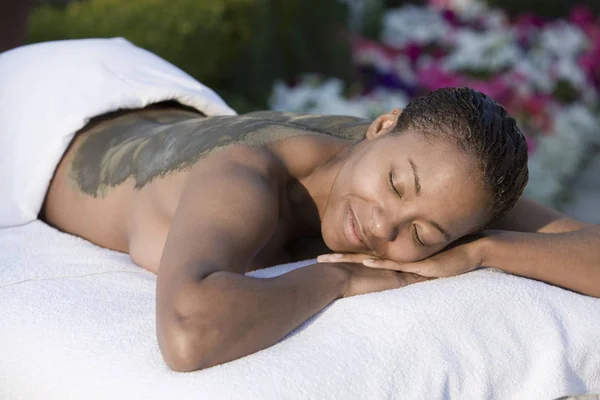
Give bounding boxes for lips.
[344,203,365,247]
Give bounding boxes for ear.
[365,108,403,140]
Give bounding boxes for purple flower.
[568,6,596,29]
[441,9,462,27]
[416,63,466,90]
[404,43,424,64]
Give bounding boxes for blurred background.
[1,0,599,221]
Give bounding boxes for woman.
[41,87,599,373]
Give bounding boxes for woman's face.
[321,127,490,262]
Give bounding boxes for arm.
[156,145,348,372]
[157,145,423,371]
[318,196,600,297]
[481,196,600,297]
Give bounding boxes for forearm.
[158,263,347,372]
[481,225,600,297]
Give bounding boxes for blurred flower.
[444,28,521,72]
[569,6,596,29]
[270,75,409,119]
[382,5,451,48]
[270,2,600,207]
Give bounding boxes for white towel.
[0,38,236,228]
[1,220,599,399]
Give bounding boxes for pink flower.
[416,64,467,91]
[568,6,596,29]
[352,36,400,72]
[352,37,399,60]
[440,9,462,27]
[427,0,453,9]
[404,43,424,64]
[514,12,546,29]
[512,94,554,134]
[514,13,545,46]
[468,76,512,103]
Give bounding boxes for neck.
[293,138,359,233]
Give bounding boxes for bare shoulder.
[156,143,292,279]
[129,143,289,272]
[201,143,287,177]
[265,131,349,180]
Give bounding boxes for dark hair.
[393,87,529,227]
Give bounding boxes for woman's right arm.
[156,145,422,372]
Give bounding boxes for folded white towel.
[1,221,599,399]
[0,38,236,228]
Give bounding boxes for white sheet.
[1,220,599,399]
[0,38,236,228]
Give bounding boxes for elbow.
[156,273,235,372]
[158,324,210,372]
[157,303,218,372]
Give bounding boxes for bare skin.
[43,105,375,271]
[42,102,600,372]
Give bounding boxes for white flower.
[355,45,395,74]
[382,5,451,48]
[538,21,589,59]
[455,1,507,30]
[444,28,522,72]
[338,0,383,32]
[393,55,417,84]
[515,50,559,93]
[362,88,410,117]
[526,104,600,205]
[555,57,589,91]
[274,3,600,209]
[269,77,408,120]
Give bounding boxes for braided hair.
[393,87,529,227]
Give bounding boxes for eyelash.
[388,171,402,199]
[389,171,425,247]
[412,225,425,247]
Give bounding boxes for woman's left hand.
[317,234,486,278]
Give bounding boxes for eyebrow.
[429,220,451,242]
[409,158,421,197]
[408,158,451,242]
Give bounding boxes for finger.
[316,254,343,263]
[317,253,369,263]
[363,258,435,276]
[362,258,406,271]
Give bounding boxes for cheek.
[386,240,437,263]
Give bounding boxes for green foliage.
[27,0,354,112]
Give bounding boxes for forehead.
[378,131,470,170]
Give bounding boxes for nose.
[370,206,400,243]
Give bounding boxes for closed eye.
[412,225,426,247]
[388,170,402,199]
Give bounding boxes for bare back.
[42,104,370,273]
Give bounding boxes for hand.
[318,234,486,278]
[323,262,431,298]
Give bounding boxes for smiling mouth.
[344,203,364,247]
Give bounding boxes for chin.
[320,231,337,252]
[320,223,342,253]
